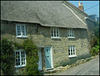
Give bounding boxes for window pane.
[51,33,53,37]
[21,51,25,65]
[71,46,72,55]
[17,26,21,36]
[15,51,20,66]
[69,30,71,37]
[70,29,72,36]
[16,62,20,66]
[54,29,56,37]
[17,26,20,30]
[22,26,25,35]
[68,50,70,55]
[51,28,54,37]
[16,52,20,58]
[17,31,21,35]
[57,29,59,37]
[73,46,75,55]
[22,26,24,31]
[68,46,70,55]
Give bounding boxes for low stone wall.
[44,55,98,74]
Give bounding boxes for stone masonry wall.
[1,20,90,73]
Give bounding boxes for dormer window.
[51,28,60,39]
[16,24,27,38]
[67,29,75,38]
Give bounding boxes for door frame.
[45,46,53,69]
[38,50,42,70]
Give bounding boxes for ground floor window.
[68,46,76,57]
[15,49,26,67]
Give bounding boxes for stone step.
[45,69,57,73]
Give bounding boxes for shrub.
[90,36,98,48]
[1,38,15,75]
[22,39,41,75]
[90,39,99,56]
[90,37,99,55]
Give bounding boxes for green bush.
[90,36,98,48]
[13,41,23,50]
[22,39,41,75]
[90,24,99,56]
[1,38,15,75]
[90,38,99,56]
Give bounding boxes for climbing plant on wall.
[1,38,41,75]
[22,39,41,75]
[1,38,15,75]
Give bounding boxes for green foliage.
[22,39,41,75]
[1,39,41,75]
[1,38,15,75]
[90,36,98,48]
[94,25,99,38]
[90,39,99,56]
[90,23,99,56]
[13,42,23,50]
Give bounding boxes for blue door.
[45,47,52,69]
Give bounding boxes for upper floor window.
[67,29,75,38]
[15,49,26,68]
[16,24,27,38]
[51,28,60,38]
[68,46,76,57]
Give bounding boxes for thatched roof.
[1,1,87,29]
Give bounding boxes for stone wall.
[1,20,90,74]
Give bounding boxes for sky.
[68,1,99,17]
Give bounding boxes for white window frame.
[15,49,26,68]
[16,24,27,38]
[68,46,76,58]
[51,28,60,39]
[67,29,75,38]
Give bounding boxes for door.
[45,47,52,69]
[38,50,42,70]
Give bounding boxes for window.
[67,29,75,38]
[16,24,27,37]
[51,28,60,38]
[68,46,76,57]
[15,50,26,67]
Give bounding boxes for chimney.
[78,2,84,11]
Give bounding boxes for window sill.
[68,37,75,39]
[15,65,26,68]
[16,36,28,39]
[51,37,61,39]
[69,55,77,58]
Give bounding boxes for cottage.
[1,1,92,74]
